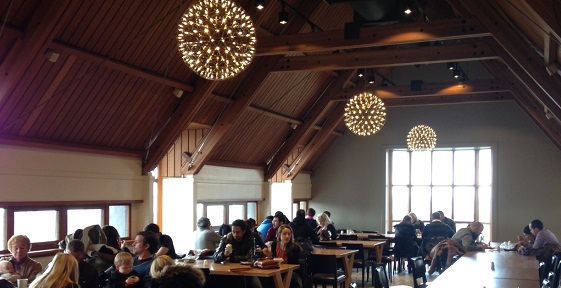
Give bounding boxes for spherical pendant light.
[407,125,437,151]
[344,92,386,136]
[177,0,256,80]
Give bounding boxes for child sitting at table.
[106,252,142,288]
[0,260,20,284]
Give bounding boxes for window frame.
[0,200,141,254]
[387,146,493,239]
[196,201,259,230]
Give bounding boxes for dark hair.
[401,215,412,224]
[274,211,287,223]
[523,225,531,235]
[245,219,255,230]
[247,218,256,227]
[307,208,316,217]
[197,217,211,229]
[437,210,444,217]
[219,224,232,236]
[530,219,544,230]
[102,225,121,250]
[276,224,299,252]
[144,223,160,234]
[265,215,274,221]
[137,231,159,255]
[296,209,306,219]
[323,211,331,217]
[231,219,247,232]
[431,212,441,220]
[66,239,85,253]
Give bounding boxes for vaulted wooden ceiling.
[1,0,561,181]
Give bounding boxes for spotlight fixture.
[368,75,375,84]
[256,0,265,10]
[344,92,386,136]
[357,68,365,78]
[177,0,256,81]
[453,68,461,78]
[407,125,437,151]
[279,0,288,24]
[404,7,412,15]
[446,62,455,70]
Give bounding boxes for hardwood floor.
[349,266,439,287]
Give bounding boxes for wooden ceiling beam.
[482,60,561,150]
[264,70,355,180]
[451,0,561,112]
[256,18,490,56]
[182,0,326,176]
[0,0,73,104]
[383,91,512,107]
[333,79,509,100]
[142,77,217,174]
[285,102,346,180]
[51,41,195,93]
[273,40,497,71]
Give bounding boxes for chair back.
[321,242,342,248]
[394,236,418,257]
[310,254,337,274]
[338,234,358,240]
[374,265,390,288]
[552,256,561,288]
[411,256,428,288]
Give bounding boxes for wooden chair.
[309,254,346,288]
[410,256,429,288]
[343,242,374,287]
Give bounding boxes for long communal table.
[428,248,539,288]
[187,259,299,288]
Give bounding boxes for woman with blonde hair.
[315,213,338,240]
[408,212,425,232]
[29,253,79,288]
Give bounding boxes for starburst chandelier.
[344,92,386,136]
[407,125,437,151]
[177,0,256,81]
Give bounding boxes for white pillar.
[161,176,195,254]
[269,180,293,218]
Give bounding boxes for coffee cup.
[17,278,28,288]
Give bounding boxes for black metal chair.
[373,265,412,288]
[393,236,418,273]
[309,254,346,288]
[410,256,429,288]
[367,235,394,281]
[343,242,374,287]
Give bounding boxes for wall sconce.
[256,0,265,10]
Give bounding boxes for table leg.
[376,244,383,263]
[281,269,294,288]
[342,253,356,288]
[271,270,285,288]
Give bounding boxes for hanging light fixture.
[407,125,437,151]
[344,92,386,136]
[177,0,256,81]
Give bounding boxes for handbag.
[253,259,280,269]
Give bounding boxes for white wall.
[0,145,151,235]
[310,102,561,241]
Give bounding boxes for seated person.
[315,213,338,241]
[143,224,181,259]
[213,220,261,288]
[194,217,222,251]
[518,219,560,255]
[451,222,489,251]
[65,240,99,288]
[514,225,536,250]
[262,225,302,288]
[420,212,455,256]
[0,260,20,283]
[150,255,205,288]
[246,219,266,250]
[106,252,142,288]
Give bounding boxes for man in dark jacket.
[290,209,319,252]
[213,220,261,288]
[66,239,99,288]
[420,212,455,256]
